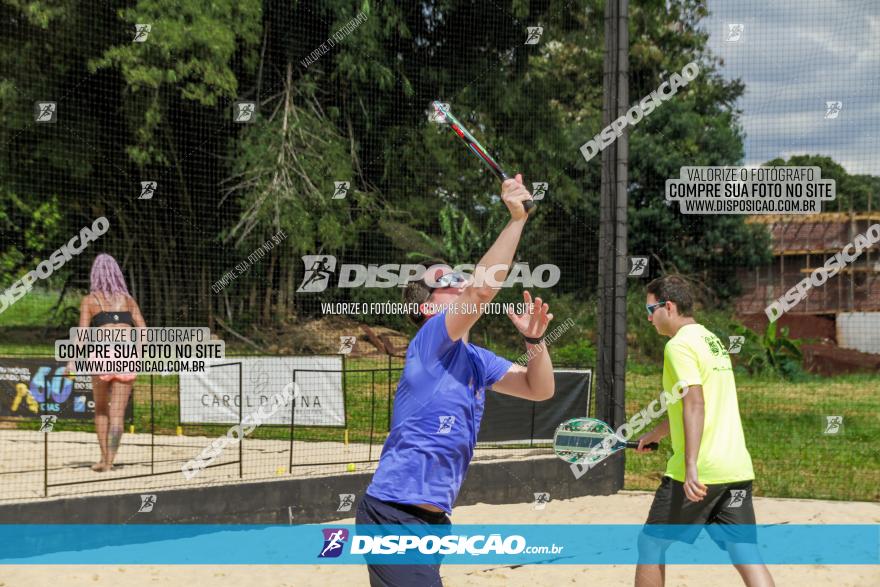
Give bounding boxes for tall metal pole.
[596,0,629,488]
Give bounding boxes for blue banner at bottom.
[0,524,876,565]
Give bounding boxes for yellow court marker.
[176,425,183,436]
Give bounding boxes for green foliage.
[89,0,262,166]
[403,202,504,265]
[222,83,373,255]
[1,0,877,333]
[552,338,597,368]
[764,154,880,212]
[0,189,65,283]
[734,322,806,380]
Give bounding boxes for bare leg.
[635,532,670,587]
[91,377,110,471]
[728,543,775,587]
[105,379,133,468]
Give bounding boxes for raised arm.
[445,174,532,342]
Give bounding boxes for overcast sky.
[702,0,879,176]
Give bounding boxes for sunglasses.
[430,271,469,289]
[645,300,667,316]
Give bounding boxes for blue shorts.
[355,493,451,587]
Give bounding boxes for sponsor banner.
[179,356,344,427]
[0,358,102,419]
[0,524,876,564]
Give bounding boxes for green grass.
[3,346,877,501]
[0,288,79,327]
[621,368,880,502]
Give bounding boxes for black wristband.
[523,335,544,345]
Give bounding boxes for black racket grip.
[626,441,658,450]
[497,171,535,212]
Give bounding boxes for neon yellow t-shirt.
[662,323,754,484]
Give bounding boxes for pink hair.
[89,253,130,296]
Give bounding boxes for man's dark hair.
[402,259,448,325]
[646,274,695,317]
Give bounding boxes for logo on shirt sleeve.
[437,415,456,434]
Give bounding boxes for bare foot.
[90,462,111,472]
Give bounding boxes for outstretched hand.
[507,290,552,340]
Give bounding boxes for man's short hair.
[646,274,695,317]
[402,259,448,325]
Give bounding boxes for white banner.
[179,356,344,426]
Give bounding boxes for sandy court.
[0,429,548,501]
[2,491,877,586]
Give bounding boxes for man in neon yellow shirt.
[634,275,774,587]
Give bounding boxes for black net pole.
[596,0,629,446]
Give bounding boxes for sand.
[2,491,877,586]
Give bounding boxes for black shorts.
[643,476,757,546]
[355,493,451,587]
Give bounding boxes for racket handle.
[626,441,658,450]
[497,171,535,212]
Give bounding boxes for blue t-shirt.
[366,312,513,514]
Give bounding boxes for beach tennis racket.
[432,101,535,212]
[553,417,658,466]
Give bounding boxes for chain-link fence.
[1,0,877,506]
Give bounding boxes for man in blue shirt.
[356,174,557,586]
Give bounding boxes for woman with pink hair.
[67,254,146,472]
